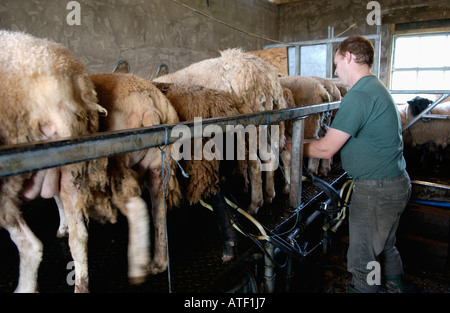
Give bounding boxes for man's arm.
[304,128,351,159]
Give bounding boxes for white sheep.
[89,73,182,275]
[154,48,287,214]
[0,30,109,292]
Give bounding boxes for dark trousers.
[347,170,411,292]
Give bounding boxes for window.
[286,37,379,79]
[288,44,329,77]
[390,31,450,103]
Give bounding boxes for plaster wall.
[0,0,278,78]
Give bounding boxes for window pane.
[394,36,419,69]
[446,35,450,67]
[444,70,450,89]
[300,44,326,77]
[391,71,417,90]
[417,71,445,90]
[288,46,297,75]
[418,35,447,68]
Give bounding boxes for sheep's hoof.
[56,227,68,238]
[129,275,147,286]
[147,260,168,275]
[74,284,89,293]
[248,199,262,215]
[264,195,274,205]
[222,241,236,263]
[247,206,260,215]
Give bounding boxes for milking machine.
[205,167,353,293]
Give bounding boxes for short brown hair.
[336,35,374,67]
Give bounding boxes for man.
[304,35,411,293]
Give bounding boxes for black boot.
[384,274,405,293]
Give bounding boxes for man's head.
[334,36,374,86]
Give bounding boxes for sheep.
[398,96,450,167]
[308,76,345,175]
[279,75,332,177]
[311,76,343,102]
[89,73,182,275]
[333,80,350,98]
[0,30,111,293]
[159,82,254,262]
[279,86,296,194]
[153,48,287,214]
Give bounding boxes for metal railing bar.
[390,90,450,94]
[402,93,449,132]
[0,101,341,178]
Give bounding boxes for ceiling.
[267,0,303,4]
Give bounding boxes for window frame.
[388,26,450,92]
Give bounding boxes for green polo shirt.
[331,75,406,180]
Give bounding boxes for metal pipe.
[0,102,340,178]
[419,114,450,120]
[402,94,450,132]
[390,90,450,94]
[411,180,450,190]
[289,118,305,209]
[263,241,276,293]
[375,24,382,78]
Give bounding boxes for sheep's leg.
[54,194,69,238]
[2,207,43,293]
[124,196,150,284]
[247,158,263,215]
[280,147,291,194]
[264,169,276,204]
[60,166,89,293]
[262,145,279,205]
[307,158,320,176]
[206,192,237,262]
[147,167,168,275]
[319,158,332,177]
[261,125,281,205]
[260,137,276,204]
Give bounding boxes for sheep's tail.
[148,87,183,210]
[161,147,183,209]
[75,73,116,223]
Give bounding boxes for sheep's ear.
[113,59,130,73]
[407,100,413,105]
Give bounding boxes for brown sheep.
[161,83,253,261]
[280,75,332,177]
[279,86,296,194]
[89,73,182,275]
[154,48,287,214]
[0,30,110,293]
[311,76,343,102]
[309,76,345,175]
